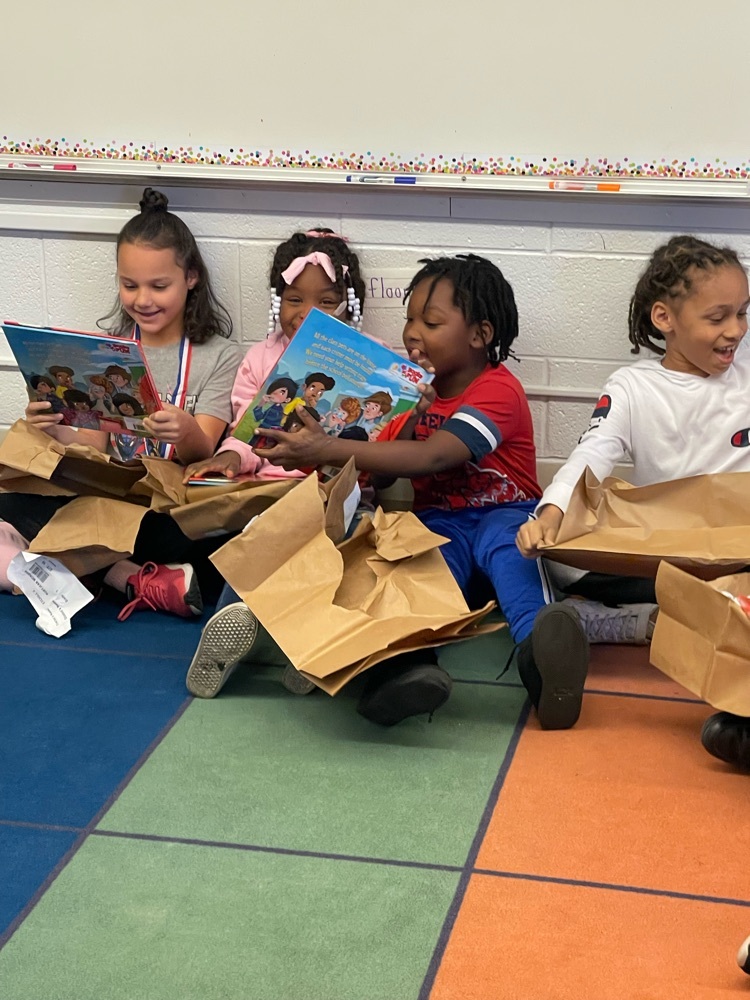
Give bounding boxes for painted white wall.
[6,0,749,171]
[1,177,749,480]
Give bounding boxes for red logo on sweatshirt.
[731,428,750,448]
[591,394,612,420]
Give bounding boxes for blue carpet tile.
[0,594,203,828]
[0,824,79,934]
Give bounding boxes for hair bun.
[139,188,169,213]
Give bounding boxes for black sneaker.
[357,662,452,727]
[700,712,750,771]
[517,603,589,730]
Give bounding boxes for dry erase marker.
[548,181,620,192]
[7,162,77,171]
[345,175,416,185]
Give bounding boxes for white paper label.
[7,551,95,637]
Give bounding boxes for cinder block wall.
[1,178,748,481]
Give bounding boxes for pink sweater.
[217,327,388,478]
[216,332,305,480]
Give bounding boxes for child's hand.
[414,381,436,417]
[183,450,242,484]
[143,403,193,443]
[408,348,436,417]
[254,406,332,470]
[408,346,434,374]
[515,505,564,558]
[25,400,63,429]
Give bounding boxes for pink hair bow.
[281,252,348,286]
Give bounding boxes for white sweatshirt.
[541,338,750,513]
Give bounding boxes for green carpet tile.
[0,834,460,1000]
[97,666,526,867]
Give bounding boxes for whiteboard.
[4,0,750,184]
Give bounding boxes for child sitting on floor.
[0,188,240,620]
[182,228,367,697]
[186,253,591,730]
[515,235,750,760]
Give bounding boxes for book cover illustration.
[232,309,433,448]
[3,322,162,436]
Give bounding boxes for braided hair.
[270,229,366,316]
[99,188,233,344]
[403,254,519,366]
[628,236,743,355]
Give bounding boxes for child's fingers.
[515,522,542,558]
[293,405,321,429]
[254,427,284,444]
[26,402,63,426]
[408,347,435,373]
[182,452,240,483]
[26,401,59,418]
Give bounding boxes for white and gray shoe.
[281,663,316,696]
[561,599,657,645]
[185,602,258,698]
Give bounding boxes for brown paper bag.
[0,422,297,570]
[651,561,750,714]
[0,420,148,500]
[26,472,299,573]
[170,480,299,540]
[211,467,501,695]
[542,469,750,579]
[28,496,150,576]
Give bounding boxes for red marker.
[7,162,77,171]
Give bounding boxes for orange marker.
[548,181,621,192]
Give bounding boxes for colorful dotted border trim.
[1,136,749,180]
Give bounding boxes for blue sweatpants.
[418,502,553,644]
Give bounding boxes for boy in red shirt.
[255,254,589,730]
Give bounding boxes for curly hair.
[339,396,362,423]
[404,254,519,366]
[628,236,744,355]
[270,229,366,319]
[99,188,233,344]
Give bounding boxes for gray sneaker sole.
[185,603,258,699]
[281,663,317,695]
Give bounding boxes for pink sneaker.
[118,562,203,621]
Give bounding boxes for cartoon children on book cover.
[232,310,432,448]
[3,324,160,436]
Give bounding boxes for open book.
[232,309,432,447]
[3,322,162,436]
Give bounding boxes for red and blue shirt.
[378,364,541,511]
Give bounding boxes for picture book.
[232,309,433,448]
[3,322,162,436]
[185,473,272,501]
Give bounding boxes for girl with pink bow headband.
[181,227,368,698]
[268,228,364,333]
[183,227,367,485]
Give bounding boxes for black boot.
[357,655,452,727]
[516,603,589,730]
[700,712,750,771]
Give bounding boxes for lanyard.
[133,324,193,460]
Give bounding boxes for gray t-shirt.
[110,335,242,460]
[142,335,241,422]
